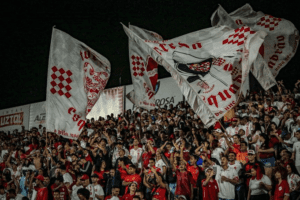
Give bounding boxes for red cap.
[214,122,221,129]
[231,118,238,122]
[35,175,44,181]
[80,174,89,180]
[148,138,154,142]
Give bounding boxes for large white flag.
[211,4,299,78]
[46,28,110,139]
[128,25,163,110]
[123,24,274,127]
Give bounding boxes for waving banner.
[46,28,110,139]
[211,4,299,77]
[128,25,163,110]
[123,24,275,127]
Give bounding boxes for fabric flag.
[123,24,272,127]
[211,4,299,78]
[46,28,110,139]
[127,24,163,110]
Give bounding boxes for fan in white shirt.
[91,174,104,200]
[129,139,143,169]
[292,131,300,173]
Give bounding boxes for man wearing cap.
[91,174,104,200]
[81,174,95,200]
[29,174,48,200]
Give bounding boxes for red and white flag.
[127,25,163,110]
[123,24,272,127]
[46,28,110,139]
[211,4,299,78]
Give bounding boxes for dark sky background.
[2,0,300,109]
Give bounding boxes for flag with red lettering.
[211,4,299,78]
[46,28,110,139]
[123,24,272,127]
[127,25,163,110]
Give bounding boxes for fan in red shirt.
[174,161,195,200]
[121,182,137,200]
[30,175,48,200]
[202,167,219,200]
[123,165,142,194]
[180,153,201,190]
[274,167,290,200]
[50,176,69,200]
[94,160,109,187]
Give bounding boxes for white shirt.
[130,147,143,168]
[63,173,73,184]
[155,159,166,173]
[226,126,240,137]
[293,141,300,166]
[287,173,300,192]
[218,137,228,150]
[85,184,95,200]
[215,165,239,199]
[249,175,271,195]
[93,184,104,198]
[71,185,83,200]
[211,148,224,164]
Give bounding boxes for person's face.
[286,165,292,174]
[240,143,247,151]
[166,144,172,151]
[221,157,228,166]
[205,169,213,177]
[54,192,60,200]
[91,177,99,183]
[119,149,125,157]
[179,161,186,170]
[251,168,256,177]
[38,169,43,175]
[295,132,300,140]
[129,183,137,192]
[133,139,139,146]
[275,171,282,179]
[264,116,270,123]
[112,188,120,196]
[0,189,4,195]
[189,156,197,165]
[149,159,155,167]
[233,136,239,144]
[82,179,89,187]
[271,124,276,130]
[228,153,236,162]
[72,155,77,162]
[109,169,115,177]
[129,167,136,175]
[101,161,106,169]
[44,177,50,186]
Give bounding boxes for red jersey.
[118,166,128,180]
[142,151,153,168]
[202,179,219,200]
[269,130,282,145]
[186,163,200,188]
[175,170,195,198]
[152,187,167,200]
[124,174,141,193]
[259,142,275,159]
[230,144,241,154]
[94,170,108,187]
[51,184,69,200]
[121,193,135,200]
[274,180,290,200]
[34,187,48,200]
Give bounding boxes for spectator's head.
[251,164,263,180]
[221,156,229,167]
[0,186,5,194]
[240,141,248,152]
[112,186,120,196]
[135,189,144,199]
[189,154,198,165]
[43,175,50,186]
[228,152,236,162]
[129,182,137,193]
[91,174,99,184]
[77,188,90,200]
[8,189,16,199]
[128,164,137,175]
[55,176,63,186]
[80,174,90,187]
[53,190,61,200]
[274,167,288,181]
[179,160,186,171]
[295,130,300,140]
[34,175,44,186]
[149,158,155,167]
[286,162,300,175]
[133,196,140,200]
[233,135,240,144]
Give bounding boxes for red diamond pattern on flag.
[131,54,145,77]
[212,58,226,66]
[50,66,73,98]
[222,26,256,46]
[231,67,239,76]
[188,62,211,72]
[257,15,282,31]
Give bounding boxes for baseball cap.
[35,175,44,181]
[231,118,238,122]
[80,174,89,180]
[247,150,256,155]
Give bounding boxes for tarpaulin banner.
[211,4,299,78]
[29,101,46,129]
[0,104,30,132]
[86,87,124,120]
[125,77,184,111]
[128,25,163,110]
[46,28,110,139]
[123,24,275,127]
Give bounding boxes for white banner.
[123,24,275,127]
[87,87,124,120]
[128,25,163,110]
[211,4,299,78]
[46,28,110,139]
[126,77,183,111]
[29,102,46,129]
[0,104,30,132]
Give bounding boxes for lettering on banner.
[0,112,23,128]
[34,113,46,124]
[268,36,285,69]
[207,84,240,109]
[155,96,175,107]
[68,107,86,131]
[54,129,79,138]
[145,41,202,55]
[143,83,155,100]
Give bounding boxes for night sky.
[2,0,300,109]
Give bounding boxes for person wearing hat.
[80,174,95,200]
[91,174,104,200]
[201,167,218,200]
[29,174,48,200]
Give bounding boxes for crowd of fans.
[1,80,300,200]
